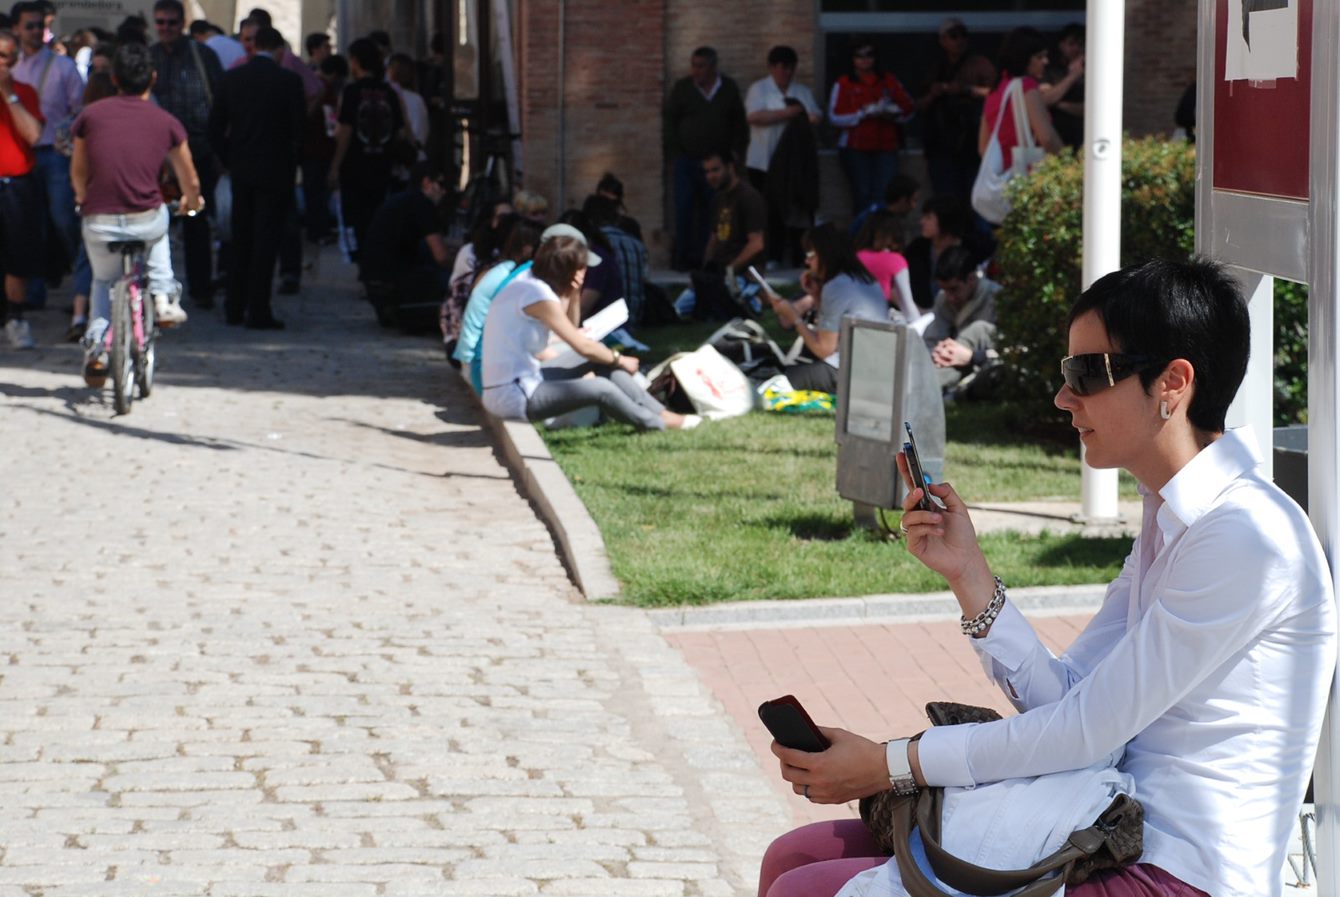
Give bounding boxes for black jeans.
[227,179,292,324]
[181,146,217,301]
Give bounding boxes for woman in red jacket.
[828,40,914,216]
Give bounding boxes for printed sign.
[1213,0,1311,199]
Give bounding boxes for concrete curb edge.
[460,368,622,600]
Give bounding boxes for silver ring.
[898,522,909,535]
[803,784,811,800]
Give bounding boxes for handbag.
[646,345,754,420]
[971,79,1044,225]
[859,702,1144,897]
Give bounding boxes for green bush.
[993,138,1197,424]
[1274,278,1307,424]
[992,137,1310,427]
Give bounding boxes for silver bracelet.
[960,576,1006,636]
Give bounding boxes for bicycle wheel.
[110,280,134,414]
[136,289,156,398]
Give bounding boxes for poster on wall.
[1213,0,1311,200]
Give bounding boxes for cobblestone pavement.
[0,247,789,897]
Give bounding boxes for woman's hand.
[896,452,990,590]
[771,727,889,804]
[616,354,639,374]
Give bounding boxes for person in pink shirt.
[854,210,916,320]
[979,28,1062,171]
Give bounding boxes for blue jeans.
[81,206,175,350]
[838,148,898,216]
[25,147,81,307]
[672,154,713,269]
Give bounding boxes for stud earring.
[1159,401,1171,420]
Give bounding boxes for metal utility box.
[834,317,946,509]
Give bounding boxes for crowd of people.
[0,0,452,383]
[653,22,1094,403]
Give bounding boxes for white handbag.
[665,344,755,420]
[971,79,1044,225]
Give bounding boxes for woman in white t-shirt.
[480,226,700,431]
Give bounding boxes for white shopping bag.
[667,344,754,420]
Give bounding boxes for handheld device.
[758,695,830,752]
[902,421,938,512]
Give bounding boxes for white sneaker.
[153,293,187,327]
[680,414,704,430]
[5,318,34,349]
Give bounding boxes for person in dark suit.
[207,25,304,329]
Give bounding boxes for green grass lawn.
[542,344,1136,605]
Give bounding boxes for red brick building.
[512,1,1197,263]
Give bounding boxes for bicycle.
[97,202,198,415]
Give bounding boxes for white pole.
[1078,0,1124,524]
[1223,269,1275,477]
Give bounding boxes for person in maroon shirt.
[0,29,44,349]
[70,42,202,385]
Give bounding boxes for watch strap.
[885,737,918,796]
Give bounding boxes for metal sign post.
[1307,0,1340,891]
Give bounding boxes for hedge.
[992,137,1307,427]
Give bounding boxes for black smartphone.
[758,695,830,752]
[902,421,938,512]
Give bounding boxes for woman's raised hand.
[896,452,989,590]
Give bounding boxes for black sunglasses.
[155,18,181,26]
[20,21,42,30]
[1060,353,1161,396]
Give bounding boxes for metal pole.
[1077,0,1124,524]
[1307,0,1340,888]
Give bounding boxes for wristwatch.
[884,738,919,796]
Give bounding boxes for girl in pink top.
[854,211,916,320]
[979,28,1062,171]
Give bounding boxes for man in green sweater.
[663,46,748,270]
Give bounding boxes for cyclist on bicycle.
[70,42,203,385]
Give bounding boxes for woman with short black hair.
[758,257,1337,897]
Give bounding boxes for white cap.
[540,223,602,267]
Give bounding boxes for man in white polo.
[744,45,820,265]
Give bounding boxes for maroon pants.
[758,820,1211,897]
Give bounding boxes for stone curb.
[458,368,622,600]
[648,583,1108,630]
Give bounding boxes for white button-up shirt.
[743,75,820,172]
[918,427,1337,897]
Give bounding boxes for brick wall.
[515,4,1195,264]
[1123,0,1198,138]
[517,0,816,264]
[518,0,666,251]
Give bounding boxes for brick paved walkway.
[0,247,787,897]
[665,614,1089,827]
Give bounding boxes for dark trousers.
[301,158,332,240]
[672,154,712,270]
[227,179,291,324]
[181,148,218,301]
[279,190,302,284]
[838,147,898,216]
[340,177,390,258]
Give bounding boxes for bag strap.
[35,51,54,98]
[986,79,1013,145]
[1010,78,1037,153]
[897,786,1131,897]
[187,39,213,108]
